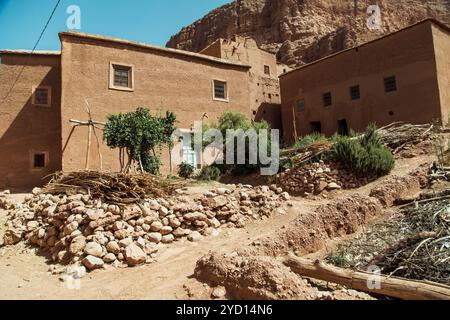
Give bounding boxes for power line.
[0,0,63,108]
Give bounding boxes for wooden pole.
[85,124,92,170]
[282,254,450,300]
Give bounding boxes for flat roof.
[280,18,450,77]
[0,49,61,56]
[59,31,252,69]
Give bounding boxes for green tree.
[103,107,176,174]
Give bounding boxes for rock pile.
[0,190,16,210]
[1,185,289,271]
[277,161,369,196]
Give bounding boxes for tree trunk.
[282,254,450,300]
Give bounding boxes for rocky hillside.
[167,0,450,67]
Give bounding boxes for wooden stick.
[282,254,450,300]
[85,124,92,170]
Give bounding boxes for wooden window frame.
[30,150,49,172]
[297,99,305,112]
[384,76,397,93]
[350,85,361,100]
[212,79,229,102]
[32,86,52,107]
[323,92,332,107]
[109,62,135,92]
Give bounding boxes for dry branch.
[283,254,450,300]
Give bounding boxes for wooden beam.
[282,254,450,300]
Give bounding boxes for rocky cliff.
[167,0,450,67]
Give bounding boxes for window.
[297,99,305,112]
[264,65,270,76]
[109,62,134,91]
[32,152,48,170]
[32,86,51,107]
[213,80,228,101]
[384,76,397,92]
[323,92,332,107]
[350,85,360,100]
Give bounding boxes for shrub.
[103,107,176,174]
[294,132,327,149]
[178,162,195,179]
[197,165,221,181]
[331,124,394,177]
[216,112,273,175]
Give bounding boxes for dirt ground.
[0,155,434,300]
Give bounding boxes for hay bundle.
[43,171,184,205]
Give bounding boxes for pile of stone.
[277,161,369,196]
[1,185,289,271]
[0,190,17,210]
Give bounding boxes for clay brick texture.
[280,19,450,142]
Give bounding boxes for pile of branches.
[377,122,434,154]
[280,140,332,167]
[372,199,450,285]
[43,171,184,205]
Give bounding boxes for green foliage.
[330,124,395,177]
[103,107,176,174]
[197,165,221,181]
[178,162,195,179]
[294,132,327,149]
[216,112,272,175]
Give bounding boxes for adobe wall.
[280,21,443,142]
[60,34,252,175]
[201,37,282,129]
[432,23,450,126]
[0,53,62,189]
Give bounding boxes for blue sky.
[0,0,232,50]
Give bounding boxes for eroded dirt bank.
[0,155,433,300]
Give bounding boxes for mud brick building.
[0,32,282,189]
[280,19,450,141]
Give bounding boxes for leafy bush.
[103,107,176,174]
[331,124,394,177]
[216,112,273,175]
[178,162,195,179]
[197,165,221,181]
[294,132,327,149]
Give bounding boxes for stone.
[86,209,103,221]
[26,221,39,231]
[212,286,227,299]
[64,221,79,235]
[281,192,291,201]
[3,229,22,245]
[184,212,208,221]
[103,253,117,263]
[124,243,146,266]
[69,236,87,255]
[187,231,203,242]
[84,242,103,258]
[150,221,163,232]
[82,255,104,270]
[327,182,342,190]
[161,234,175,244]
[205,196,228,209]
[106,241,121,254]
[119,238,133,248]
[148,232,162,243]
[216,188,228,195]
[160,226,173,235]
[172,228,186,238]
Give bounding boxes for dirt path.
[0,155,434,300]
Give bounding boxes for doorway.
[310,121,322,134]
[338,119,349,136]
